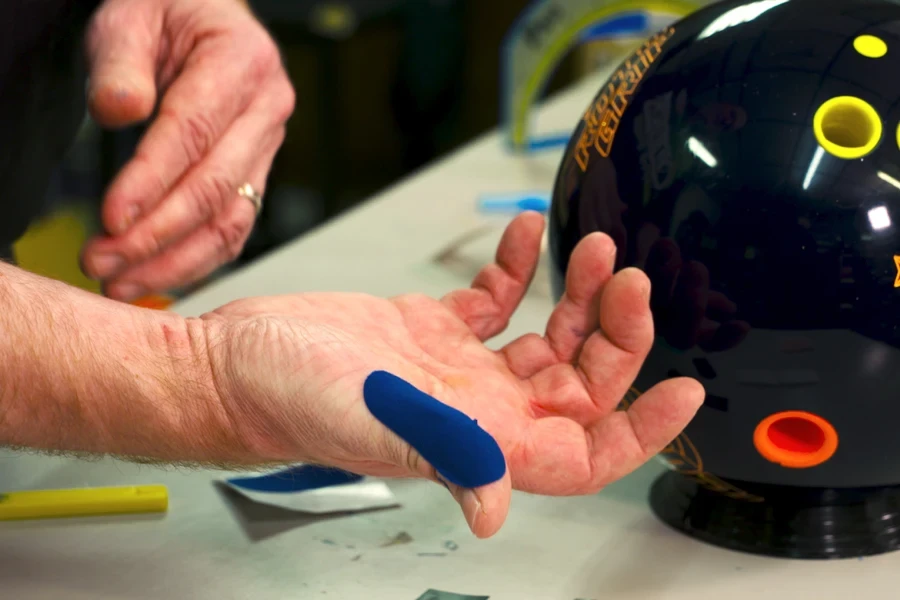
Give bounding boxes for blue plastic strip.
[226,465,363,493]
[478,191,550,214]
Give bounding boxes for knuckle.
[247,30,283,80]
[188,170,234,218]
[176,110,218,164]
[275,82,297,122]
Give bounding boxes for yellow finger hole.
[813,96,882,159]
[854,34,887,58]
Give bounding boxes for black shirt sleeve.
[0,0,102,252]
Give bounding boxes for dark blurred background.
[22,0,613,294]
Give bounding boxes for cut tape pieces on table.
[222,464,398,514]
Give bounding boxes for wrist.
[0,264,247,463]
[196,315,301,464]
[134,310,254,463]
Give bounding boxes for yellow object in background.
[0,485,169,521]
[13,204,178,309]
[12,203,101,294]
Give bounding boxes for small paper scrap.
[416,590,489,600]
[222,464,399,514]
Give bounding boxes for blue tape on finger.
[363,370,506,489]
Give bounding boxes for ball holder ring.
[238,182,263,215]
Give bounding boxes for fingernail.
[90,253,124,278]
[90,73,146,102]
[112,283,144,302]
[459,489,483,532]
[437,474,482,533]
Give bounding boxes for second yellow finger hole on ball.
[854,34,887,58]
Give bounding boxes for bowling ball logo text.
[574,26,675,172]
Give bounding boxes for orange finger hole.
[753,411,838,469]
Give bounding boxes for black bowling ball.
[548,0,900,559]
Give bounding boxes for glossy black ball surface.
[549,0,900,493]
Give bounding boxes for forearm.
[0,261,248,465]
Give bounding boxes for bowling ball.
[548,0,900,557]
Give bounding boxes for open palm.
[202,212,704,537]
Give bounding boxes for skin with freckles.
[78,0,295,301]
[200,212,706,538]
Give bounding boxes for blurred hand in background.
[80,0,295,301]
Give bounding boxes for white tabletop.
[0,68,892,599]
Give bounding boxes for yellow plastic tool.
[0,485,168,521]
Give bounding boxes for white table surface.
[1,67,895,600]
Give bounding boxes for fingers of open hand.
[497,333,558,379]
[514,377,703,495]
[584,376,704,489]
[543,231,617,362]
[526,267,654,425]
[441,211,544,341]
[576,268,654,407]
[498,230,617,380]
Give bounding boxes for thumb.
[362,370,512,538]
[435,472,511,539]
[85,0,162,127]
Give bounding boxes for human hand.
[79,0,295,301]
[199,212,704,538]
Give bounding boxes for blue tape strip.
[580,12,649,40]
[526,133,572,151]
[363,370,506,489]
[226,465,363,493]
[478,192,550,214]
